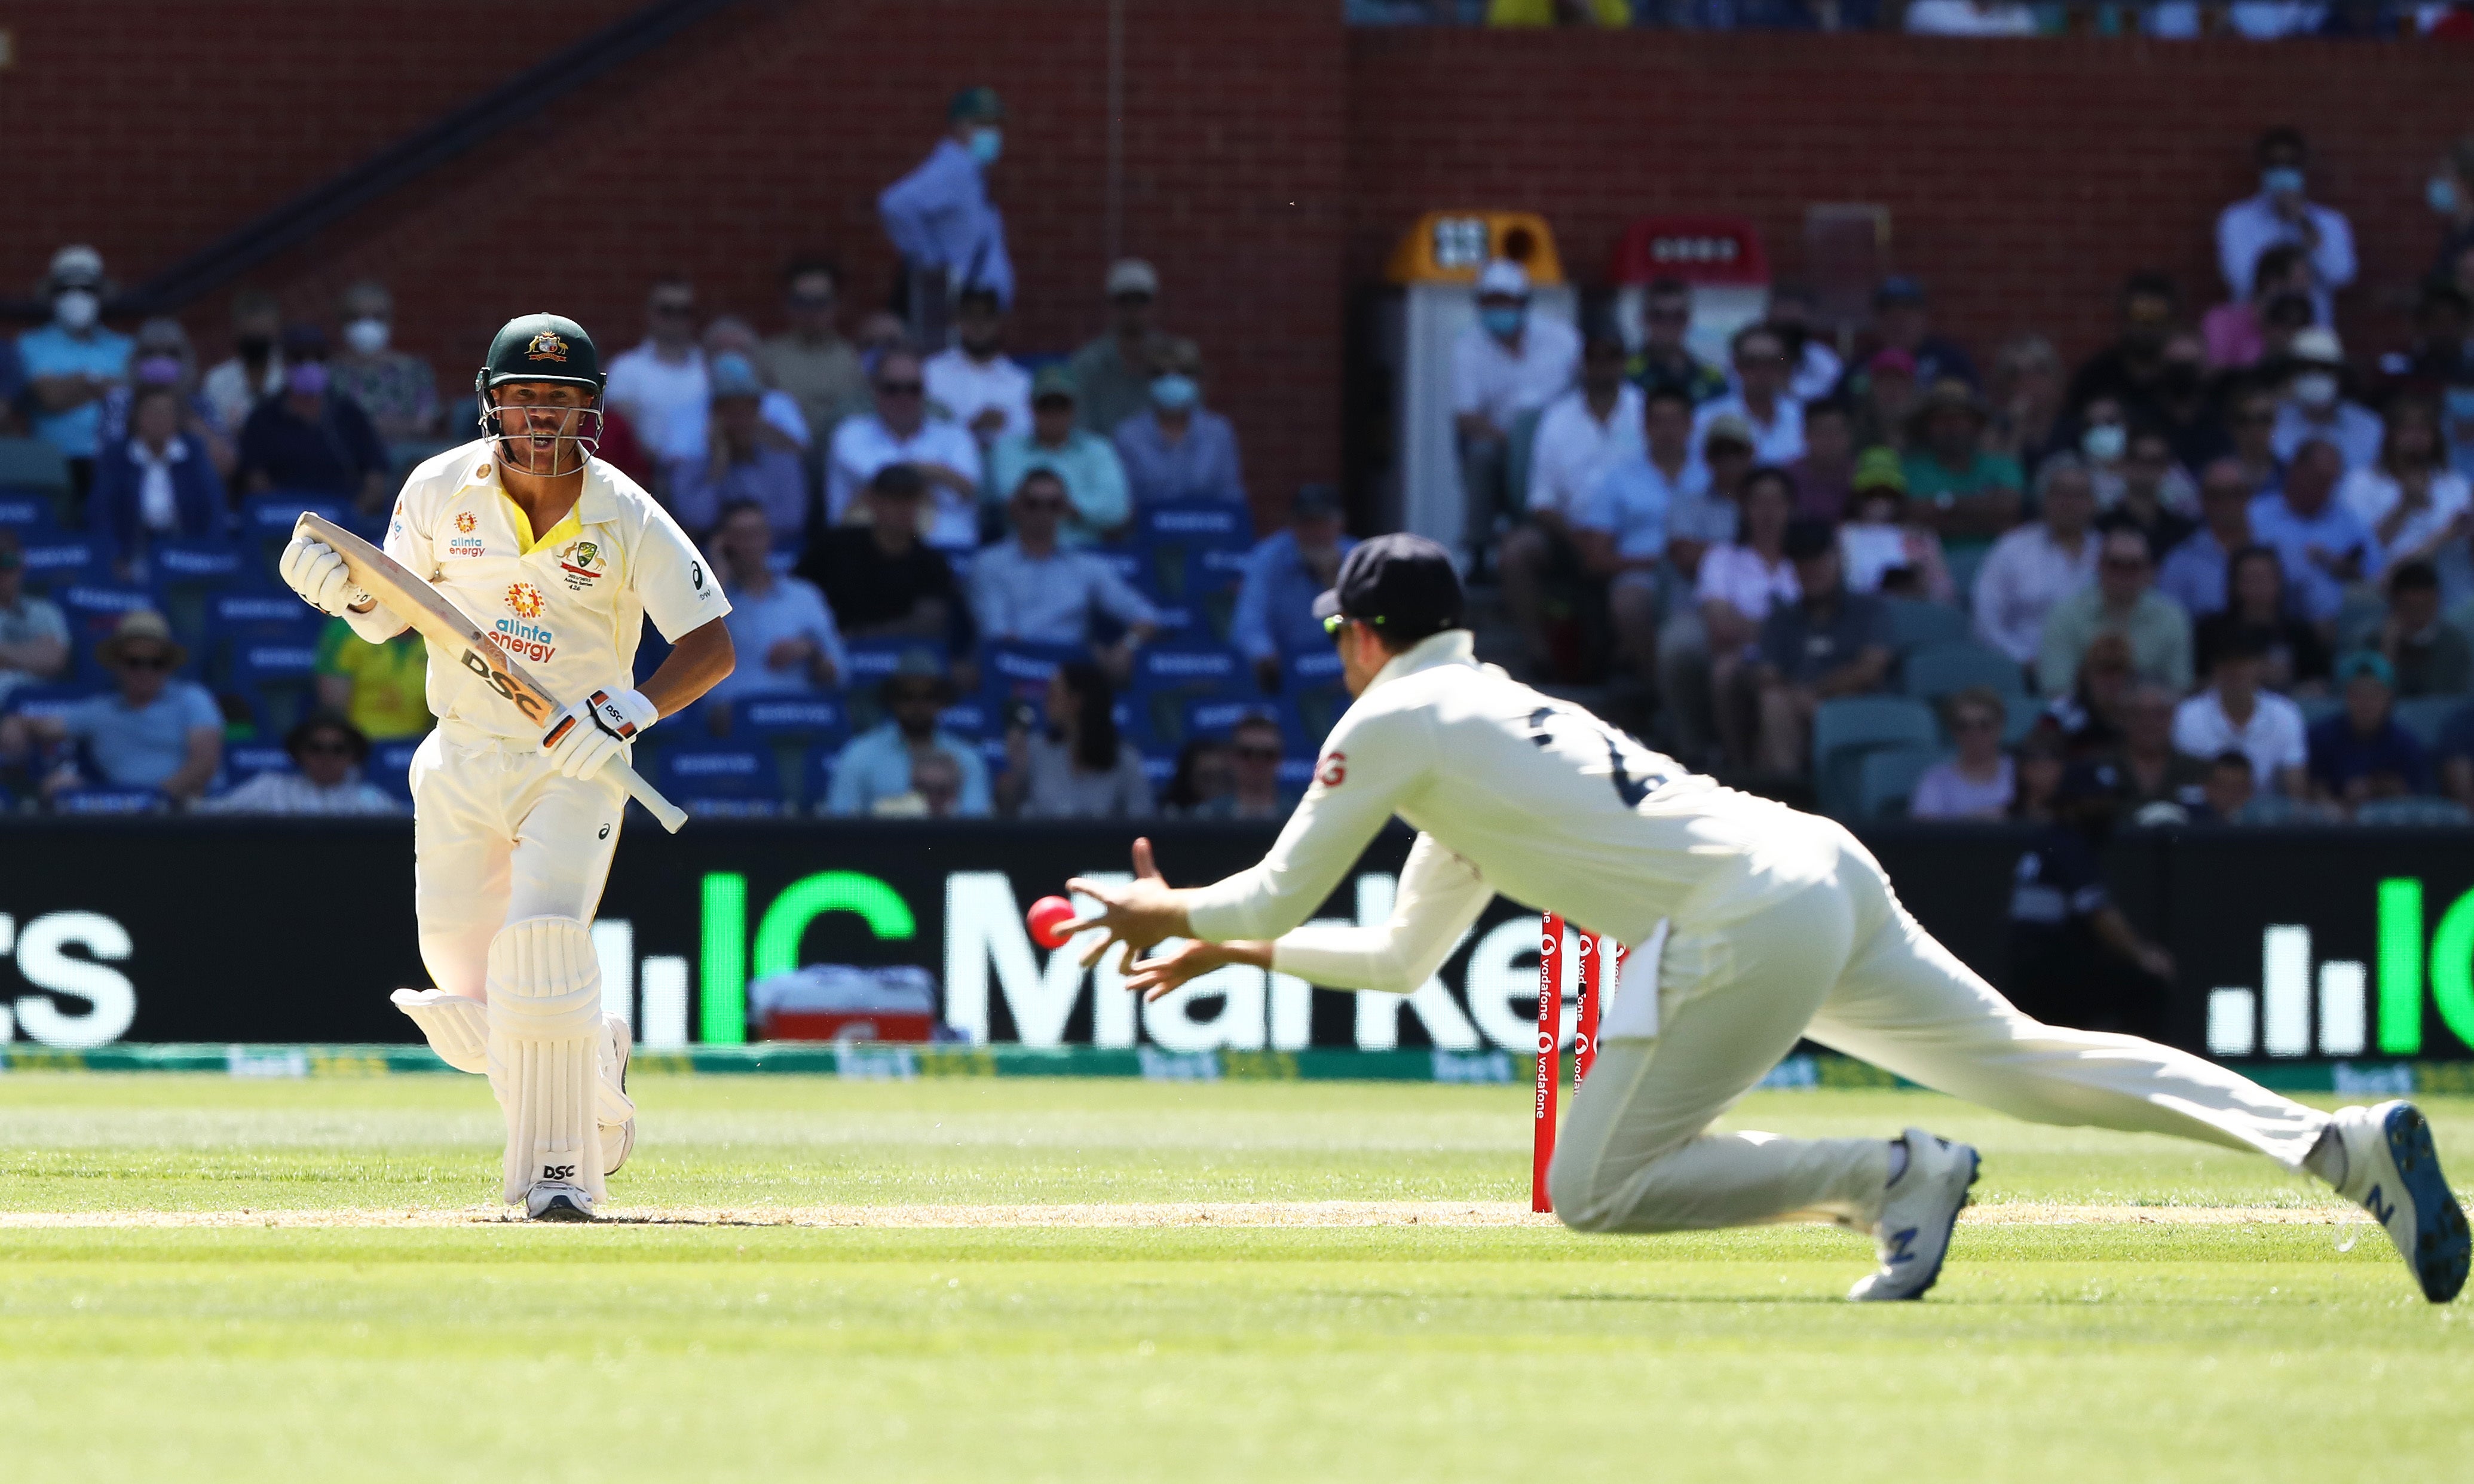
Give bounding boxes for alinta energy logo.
[505,582,545,620]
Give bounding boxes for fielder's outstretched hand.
[1065,838,1194,968]
[1120,938,1273,1002]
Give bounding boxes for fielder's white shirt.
[382,439,730,742]
[1184,628,1822,964]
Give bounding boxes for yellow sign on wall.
[1385,211,1565,287]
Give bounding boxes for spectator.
[203,712,399,815]
[1452,259,1579,567]
[2203,242,2313,372]
[2037,527,2194,696]
[1972,455,2100,673]
[764,257,868,450]
[1668,416,1757,584]
[200,290,283,435]
[2042,632,2136,762]
[878,87,1014,334]
[2158,458,2260,619]
[825,652,993,818]
[1163,736,1234,817]
[1233,484,1355,692]
[2380,284,2473,401]
[1986,333,2070,483]
[2374,559,2472,697]
[326,280,440,444]
[314,617,428,741]
[2150,331,2234,474]
[2216,126,2356,324]
[2075,393,2135,503]
[997,660,1153,819]
[2199,747,2264,824]
[1765,284,1844,404]
[1847,347,1921,456]
[989,367,1131,545]
[602,277,709,470]
[2309,651,2430,815]
[1867,275,1977,389]
[235,339,389,512]
[1909,686,2014,821]
[93,383,226,572]
[2066,272,2182,418]
[2094,424,2199,558]
[887,748,969,818]
[1693,324,1804,465]
[1523,327,1641,527]
[924,283,1031,450]
[101,318,235,478]
[2430,134,2474,281]
[2196,544,2332,695]
[2173,631,2308,795]
[798,464,970,648]
[2246,437,2380,626]
[2007,728,2067,824]
[824,348,982,551]
[0,611,220,804]
[699,317,813,453]
[1838,453,1956,602]
[1067,259,1197,438]
[2113,680,2210,814]
[2225,382,2288,499]
[2271,329,2381,473]
[1565,385,1702,601]
[706,501,844,701]
[2340,398,2469,569]
[665,353,810,543]
[0,531,69,709]
[1113,341,1245,508]
[17,245,131,499]
[1786,396,1855,522]
[2002,761,2173,1038]
[1191,713,1300,821]
[1484,0,1628,23]
[1751,519,1893,775]
[1905,1,2040,33]
[971,469,1160,673]
[2434,691,2474,810]
[1902,379,2023,540]
[2449,376,2474,485]
[1626,277,1726,404]
[1665,467,1799,769]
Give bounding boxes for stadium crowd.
[6,96,2474,836]
[1348,1,2474,38]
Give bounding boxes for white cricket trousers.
[409,723,626,1001]
[1547,817,2331,1232]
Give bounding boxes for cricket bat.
[295,511,690,833]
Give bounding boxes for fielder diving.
[1070,533,2469,1302]
[278,314,734,1221]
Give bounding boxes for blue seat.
[1902,640,2028,704]
[204,591,322,692]
[1812,695,1940,818]
[52,786,167,815]
[657,744,785,817]
[981,640,1083,710]
[0,437,72,498]
[150,541,253,653]
[1883,599,1970,654]
[1137,501,1253,553]
[0,492,60,536]
[17,535,103,594]
[369,738,422,804]
[936,697,993,738]
[1130,644,1248,750]
[1177,546,1251,642]
[733,694,850,749]
[2354,796,2473,827]
[1281,648,1351,752]
[242,493,348,583]
[804,744,842,815]
[0,682,100,723]
[1183,695,1267,741]
[2392,695,2462,752]
[843,638,948,689]
[223,742,295,786]
[1854,744,1945,820]
[232,635,324,735]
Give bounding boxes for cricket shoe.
[524,1179,595,1222]
[598,1013,635,1178]
[2328,1101,2468,1304]
[1848,1128,1979,1302]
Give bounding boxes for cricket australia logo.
[525,330,569,363]
[556,538,605,591]
[505,582,545,620]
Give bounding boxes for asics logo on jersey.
[525,331,570,363]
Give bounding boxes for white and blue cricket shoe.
[2330,1101,2468,1304]
[525,1179,595,1222]
[1849,1128,1980,1302]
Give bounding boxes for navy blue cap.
[1312,532,1463,642]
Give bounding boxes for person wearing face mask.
[201,290,285,434]
[15,244,132,502]
[2216,127,2355,325]
[96,319,238,480]
[326,280,442,446]
[923,284,1031,449]
[1112,341,1245,508]
[877,87,1014,341]
[2203,244,2311,373]
[235,327,391,513]
[1067,259,1199,438]
[2271,327,2383,474]
[1452,258,1581,572]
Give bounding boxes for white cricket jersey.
[383,439,730,741]
[1183,629,1835,953]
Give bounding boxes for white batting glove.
[278,533,368,616]
[542,686,659,781]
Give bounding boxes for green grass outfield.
[1,1075,2467,1482]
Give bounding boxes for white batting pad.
[391,988,489,1075]
[486,917,607,1206]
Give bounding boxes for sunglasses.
[1951,716,1999,732]
[1016,497,1068,513]
[1233,745,1282,762]
[118,654,173,672]
[2102,556,2150,571]
[877,381,924,395]
[788,293,835,310]
[651,301,696,318]
[298,739,354,756]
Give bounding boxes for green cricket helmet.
[474,312,605,474]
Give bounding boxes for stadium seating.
[0,437,72,500]
[733,695,850,810]
[1902,640,2027,705]
[1883,598,1970,654]
[657,743,785,818]
[1811,695,1939,818]
[1128,643,1247,750]
[0,491,60,536]
[51,786,167,814]
[231,633,324,735]
[150,541,255,652]
[54,585,160,682]
[17,534,103,596]
[1853,744,1944,820]
[0,682,96,725]
[369,738,422,805]
[223,743,294,786]
[2354,796,2472,827]
[241,493,347,584]
[2392,695,2461,752]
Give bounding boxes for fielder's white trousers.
[1547,817,2331,1233]
[410,722,625,1001]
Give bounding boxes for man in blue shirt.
[825,652,992,817]
[1232,484,1355,692]
[0,609,222,804]
[15,245,132,496]
[879,87,1014,335]
[2308,651,2431,810]
[2246,438,2380,625]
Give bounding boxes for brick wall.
[2,10,2463,529]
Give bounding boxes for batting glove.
[278,533,369,616]
[542,686,660,781]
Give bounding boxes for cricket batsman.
[1070,534,2469,1303]
[277,313,735,1221]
